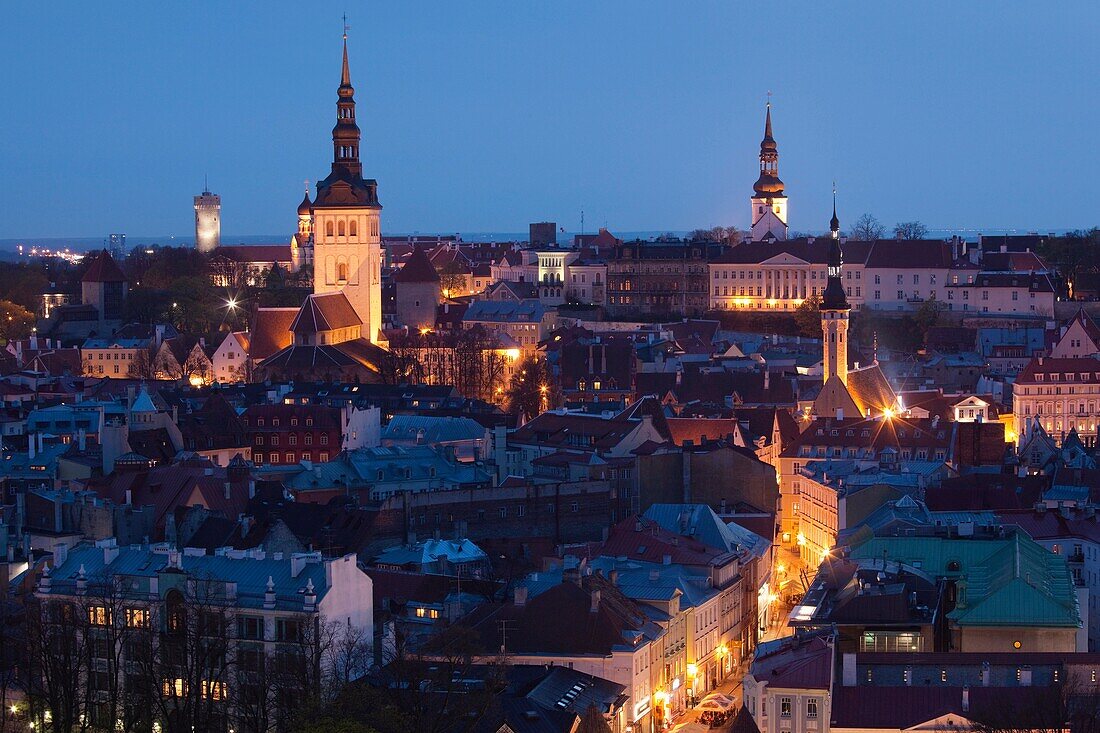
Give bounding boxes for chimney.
[514,586,528,606]
[263,576,276,609]
[836,408,844,421]
[77,428,86,452]
[223,482,231,500]
[303,578,316,612]
[609,569,619,586]
[290,553,310,578]
[981,662,990,686]
[590,589,601,613]
[53,543,69,568]
[842,653,856,687]
[662,554,672,565]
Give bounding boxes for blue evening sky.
[3,1,1098,240]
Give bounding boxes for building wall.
[363,479,614,555]
[954,625,1079,654]
[313,206,383,343]
[394,281,440,330]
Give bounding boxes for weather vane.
[343,13,350,40]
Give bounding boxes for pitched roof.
[393,245,441,283]
[213,244,293,263]
[249,308,298,360]
[81,249,127,283]
[845,364,897,416]
[291,292,362,334]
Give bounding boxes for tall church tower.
[820,196,850,385]
[311,32,384,343]
[750,103,788,241]
[291,184,314,273]
[194,187,221,252]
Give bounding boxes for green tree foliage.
[1037,228,1100,298]
[506,356,559,418]
[913,297,946,337]
[0,262,51,313]
[793,294,823,338]
[0,300,35,342]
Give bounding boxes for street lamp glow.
[882,407,895,420]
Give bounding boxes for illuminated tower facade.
[311,34,384,343]
[820,199,850,385]
[750,103,788,241]
[291,186,314,273]
[194,188,221,253]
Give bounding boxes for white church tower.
[750,102,788,242]
[311,32,384,343]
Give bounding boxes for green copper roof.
[849,532,1079,628]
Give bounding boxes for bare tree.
[847,213,885,241]
[893,220,929,240]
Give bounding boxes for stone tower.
[311,33,384,343]
[750,102,788,242]
[820,196,849,385]
[194,187,221,252]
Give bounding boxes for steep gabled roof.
[393,245,441,283]
[291,292,362,334]
[249,308,298,360]
[81,250,127,283]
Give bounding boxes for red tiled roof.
[845,364,897,416]
[291,292,362,334]
[1016,356,1100,383]
[863,239,954,269]
[393,245,441,283]
[665,418,740,445]
[81,250,127,283]
[599,515,723,565]
[750,635,832,689]
[781,416,950,457]
[248,308,297,360]
[213,245,293,264]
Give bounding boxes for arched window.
[349,220,357,236]
[338,220,346,237]
[337,261,349,283]
[325,221,334,237]
[166,589,185,635]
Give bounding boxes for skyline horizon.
[4,3,1098,239]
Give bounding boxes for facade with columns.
[311,36,384,344]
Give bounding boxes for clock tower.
[311,32,384,344]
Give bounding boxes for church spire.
[331,22,362,178]
[830,185,840,235]
[753,101,784,198]
[821,192,849,311]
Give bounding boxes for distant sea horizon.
[0,226,1072,260]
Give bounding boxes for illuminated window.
[87,606,111,627]
[125,608,150,628]
[201,680,227,700]
[415,607,426,618]
[163,678,187,697]
[780,697,791,718]
[807,699,818,719]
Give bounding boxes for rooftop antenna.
[581,209,585,236]
[204,174,208,194]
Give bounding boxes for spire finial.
[830,182,840,236]
[764,93,773,139]
[340,15,351,87]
